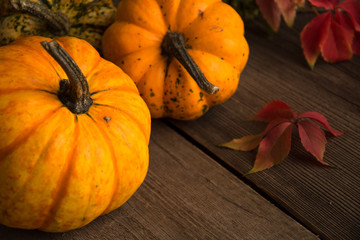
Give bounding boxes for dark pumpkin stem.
[41,40,93,114]
[10,0,70,36]
[161,32,220,94]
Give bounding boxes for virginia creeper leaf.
[295,0,306,7]
[301,12,332,68]
[298,112,343,136]
[275,0,297,27]
[297,120,328,165]
[220,100,343,174]
[255,0,281,31]
[334,11,356,44]
[309,0,339,9]
[248,122,293,174]
[352,31,360,55]
[251,100,295,122]
[320,17,353,63]
[220,133,263,151]
[220,118,289,151]
[338,0,360,31]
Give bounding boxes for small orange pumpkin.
[102,0,249,120]
[0,36,151,232]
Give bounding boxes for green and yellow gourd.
[0,0,116,50]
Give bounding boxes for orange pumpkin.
[102,0,249,120]
[0,36,151,232]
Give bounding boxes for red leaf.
[338,0,360,31]
[219,101,343,174]
[248,122,293,174]
[309,0,338,9]
[352,31,360,55]
[255,0,281,31]
[220,133,263,151]
[334,11,356,42]
[297,120,328,165]
[220,118,290,151]
[301,13,332,68]
[251,100,295,122]
[320,17,353,63]
[298,112,343,136]
[295,0,306,7]
[275,0,297,27]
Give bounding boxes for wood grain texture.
[0,121,317,240]
[167,13,360,240]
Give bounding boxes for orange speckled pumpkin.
[102,0,249,120]
[0,36,151,232]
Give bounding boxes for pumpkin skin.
[0,0,116,50]
[102,0,249,120]
[0,36,151,232]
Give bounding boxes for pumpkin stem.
[10,0,70,36]
[161,32,220,94]
[41,40,93,114]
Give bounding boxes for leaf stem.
[307,1,320,16]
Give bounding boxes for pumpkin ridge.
[186,46,241,71]
[39,119,80,231]
[0,106,63,160]
[155,0,180,32]
[175,0,221,32]
[0,88,57,95]
[114,21,164,40]
[113,47,164,86]
[3,118,68,229]
[93,103,149,142]
[88,118,119,215]
[110,46,161,67]
[90,87,139,97]
[116,0,167,36]
[83,54,102,84]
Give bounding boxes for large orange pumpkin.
[0,36,151,232]
[102,0,249,120]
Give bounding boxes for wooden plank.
[249,12,360,105]
[0,121,317,239]
[167,13,360,240]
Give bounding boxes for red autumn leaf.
[219,133,263,151]
[248,122,293,174]
[338,0,360,31]
[301,13,332,68]
[335,11,356,42]
[256,0,282,31]
[251,100,295,122]
[301,0,360,68]
[220,118,289,151]
[298,112,343,136]
[276,0,297,27]
[352,31,360,55]
[255,0,300,31]
[295,0,306,7]
[309,0,339,9]
[320,17,353,63]
[219,100,343,174]
[297,120,328,165]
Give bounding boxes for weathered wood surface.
[0,121,317,239]
[168,12,360,240]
